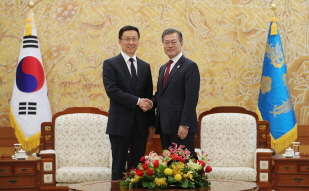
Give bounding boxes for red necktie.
[162,60,173,87]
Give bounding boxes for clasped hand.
[138,98,152,112]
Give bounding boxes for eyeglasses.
[164,41,178,46]
[121,38,139,42]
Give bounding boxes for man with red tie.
[152,28,200,154]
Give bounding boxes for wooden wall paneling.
[0,127,17,156]
[296,125,309,144]
[0,127,18,147]
[296,125,309,154]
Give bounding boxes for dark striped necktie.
[129,58,137,90]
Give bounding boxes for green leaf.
[196,181,204,187]
[144,174,154,181]
[119,181,127,186]
[180,179,188,188]
[149,182,156,189]
[158,164,165,172]
[161,185,169,189]
[119,185,127,190]
[167,176,175,184]
[188,181,195,188]
[143,181,150,188]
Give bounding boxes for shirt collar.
[169,52,183,64]
[121,51,137,63]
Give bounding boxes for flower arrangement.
[120,143,212,189]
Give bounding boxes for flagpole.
[26,0,34,36]
[256,3,298,153]
[10,0,52,152]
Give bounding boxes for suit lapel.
[136,58,143,91]
[162,55,185,92]
[117,54,135,91]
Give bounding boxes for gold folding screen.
[0,0,309,126]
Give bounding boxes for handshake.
[138,98,153,112]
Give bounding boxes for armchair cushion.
[208,167,256,181]
[55,113,110,168]
[56,167,111,183]
[200,113,256,168]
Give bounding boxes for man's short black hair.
[118,25,140,40]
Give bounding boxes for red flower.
[153,160,159,168]
[140,156,146,162]
[130,167,136,171]
[198,160,206,167]
[122,176,126,180]
[147,168,153,176]
[205,166,212,173]
[180,158,186,163]
[170,154,182,161]
[135,169,144,176]
[142,163,148,170]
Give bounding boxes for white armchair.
[196,106,273,191]
[39,107,111,187]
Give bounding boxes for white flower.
[187,160,203,170]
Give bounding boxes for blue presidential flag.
[10,11,52,151]
[257,19,297,153]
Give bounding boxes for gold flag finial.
[271,3,277,11]
[270,3,278,35]
[29,0,34,9]
[25,0,34,36]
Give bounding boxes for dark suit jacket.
[103,54,154,137]
[153,55,200,134]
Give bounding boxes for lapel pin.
[177,65,181,68]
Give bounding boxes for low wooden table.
[68,179,258,191]
[273,154,309,190]
[0,155,39,190]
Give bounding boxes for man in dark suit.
[103,25,154,180]
[152,28,200,154]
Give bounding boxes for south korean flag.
[10,11,52,151]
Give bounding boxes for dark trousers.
[160,131,195,155]
[109,121,147,180]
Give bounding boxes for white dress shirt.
[121,51,138,76]
[164,52,183,74]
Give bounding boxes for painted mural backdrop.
[0,0,309,127]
